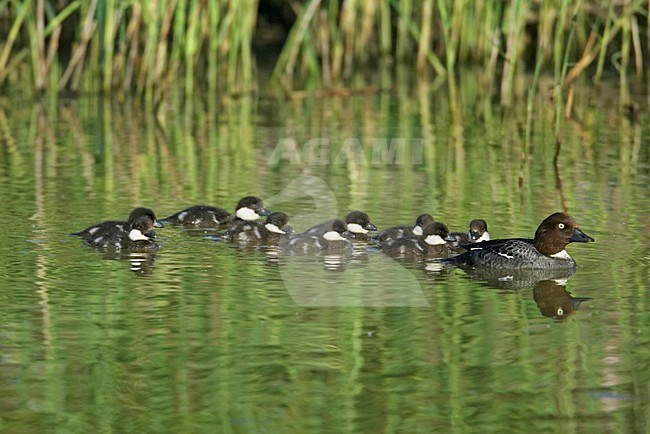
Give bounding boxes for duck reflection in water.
[321,254,350,271]
[457,267,591,319]
[533,279,591,320]
[457,266,576,291]
[100,251,157,276]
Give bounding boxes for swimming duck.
[70,207,163,240]
[376,213,434,242]
[161,196,269,228]
[287,219,353,253]
[451,212,594,269]
[379,222,455,257]
[225,212,293,244]
[301,211,377,241]
[449,218,490,247]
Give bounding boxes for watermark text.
[267,138,424,166]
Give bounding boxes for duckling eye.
[558,223,565,229]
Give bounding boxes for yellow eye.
[558,223,565,229]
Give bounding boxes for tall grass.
[0,0,647,106]
[0,0,259,104]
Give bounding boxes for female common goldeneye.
[449,219,490,247]
[379,222,455,257]
[70,207,163,239]
[225,212,293,244]
[288,219,353,253]
[376,213,434,242]
[161,196,269,228]
[84,214,159,251]
[451,212,594,269]
[301,211,377,241]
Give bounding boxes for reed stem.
[0,0,644,106]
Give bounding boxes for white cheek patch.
[178,211,188,221]
[129,229,150,241]
[324,231,345,241]
[347,223,368,234]
[551,250,572,260]
[424,234,446,246]
[236,207,260,221]
[412,226,423,236]
[265,223,286,234]
[477,232,490,242]
[470,231,490,242]
[88,227,99,235]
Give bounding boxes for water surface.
[1,79,649,433]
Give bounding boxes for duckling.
[288,219,353,253]
[70,207,163,240]
[161,196,269,228]
[379,222,455,258]
[225,212,293,244]
[376,213,434,242]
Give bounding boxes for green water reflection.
[1,76,650,433]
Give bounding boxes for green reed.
[0,0,261,103]
[0,0,648,105]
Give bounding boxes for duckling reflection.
[322,254,349,272]
[275,251,350,273]
[424,260,455,279]
[264,244,353,271]
[533,279,591,320]
[264,245,286,266]
[100,251,157,276]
